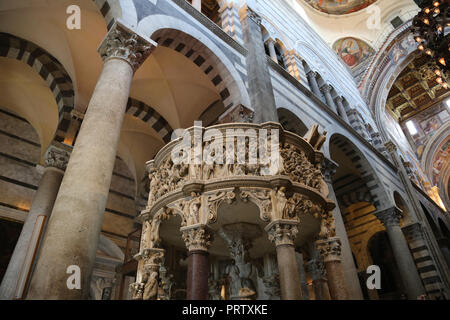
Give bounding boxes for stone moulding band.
[138,177,334,222]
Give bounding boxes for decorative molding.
[180,224,214,251]
[373,206,402,228]
[316,237,342,263]
[265,220,299,246]
[44,144,71,171]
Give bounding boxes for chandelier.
[412,0,449,89]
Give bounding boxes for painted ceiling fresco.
[303,0,377,15]
[332,37,374,69]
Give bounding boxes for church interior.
[0,0,449,300]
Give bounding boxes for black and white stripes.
[0,33,74,143]
[331,135,391,210]
[125,98,173,143]
[91,0,117,30]
[152,28,240,112]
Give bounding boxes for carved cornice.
[265,220,299,246]
[239,5,262,25]
[315,237,342,263]
[181,224,214,251]
[98,21,157,73]
[373,206,402,228]
[44,144,70,171]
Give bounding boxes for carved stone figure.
[142,270,159,300]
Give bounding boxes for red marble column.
[181,224,213,300]
[187,250,209,300]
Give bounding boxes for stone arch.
[420,202,442,239]
[277,108,308,137]
[126,98,174,143]
[139,18,250,113]
[329,134,391,210]
[0,32,74,144]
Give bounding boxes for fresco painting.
[304,0,377,15]
[333,37,374,68]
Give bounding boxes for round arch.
[0,33,74,148]
[329,133,392,210]
[136,15,251,113]
[277,108,308,137]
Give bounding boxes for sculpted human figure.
[185,193,201,226]
[142,270,159,300]
[275,187,288,220]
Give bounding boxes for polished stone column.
[181,224,213,300]
[316,237,349,300]
[385,141,450,289]
[266,38,278,62]
[295,252,310,299]
[306,71,322,98]
[320,85,338,113]
[374,207,425,299]
[322,159,363,299]
[265,220,303,300]
[0,144,69,300]
[239,5,278,123]
[335,96,349,123]
[305,258,331,300]
[26,22,156,300]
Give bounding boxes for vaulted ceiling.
[386,53,450,122]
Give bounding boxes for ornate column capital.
[98,21,157,73]
[320,84,332,94]
[335,96,344,104]
[265,219,299,246]
[315,237,342,263]
[374,206,402,228]
[306,71,320,82]
[181,224,214,252]
[44,144,71,171]
[384,141,397,153]
[322,158,338,184]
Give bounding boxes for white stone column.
[306,71,322,98]
[335,96,349,123]
[26,22,156,300]
[320,85,338,113]
[266,38,278,63]
[0,144,69,300]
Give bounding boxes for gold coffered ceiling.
[386,53,450,123]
